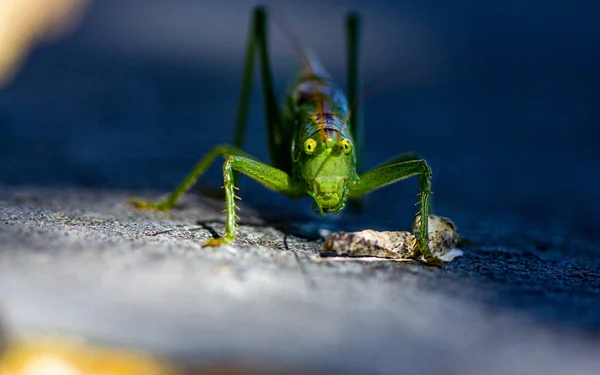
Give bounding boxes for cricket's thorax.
[292,78,352,142]
[289,77,357,215]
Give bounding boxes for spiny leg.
[203,155,303,247]
[350,152,423,210]
[372,152,419,169]
[348,158,442,265]
[131,144,300,246]
[368,152,434,213]
[130,145,255,211]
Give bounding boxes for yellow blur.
[0,0,88,87]
[0,337,179,375]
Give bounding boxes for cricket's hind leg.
[346,12,363,212]
[131,7,284,209]
[231,7,280,152]
[346,11,361,169]
[232,7,289,172]
[130,145,255,211]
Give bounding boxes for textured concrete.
[1,187,600,374]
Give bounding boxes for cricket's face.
[300,134,355,216]
[311,175,346,211]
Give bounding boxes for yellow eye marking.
[304,138,317,154]
[340,139,353,155]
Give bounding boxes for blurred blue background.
[1,0,599,236]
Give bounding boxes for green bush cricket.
[132,6,441,265]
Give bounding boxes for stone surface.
[1,187,600,375]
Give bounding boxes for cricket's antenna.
[348,64,432,116]
[268,2,330,79]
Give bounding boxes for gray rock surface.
[1,187,599,375]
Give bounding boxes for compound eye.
[304,139,317,154]
[340,139,353,155]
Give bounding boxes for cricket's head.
[298,133,356,216]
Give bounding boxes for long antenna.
[268,1,331,78]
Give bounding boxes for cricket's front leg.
[203,155,302,247]
[348,158,442,266]
[201,156,239,247]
